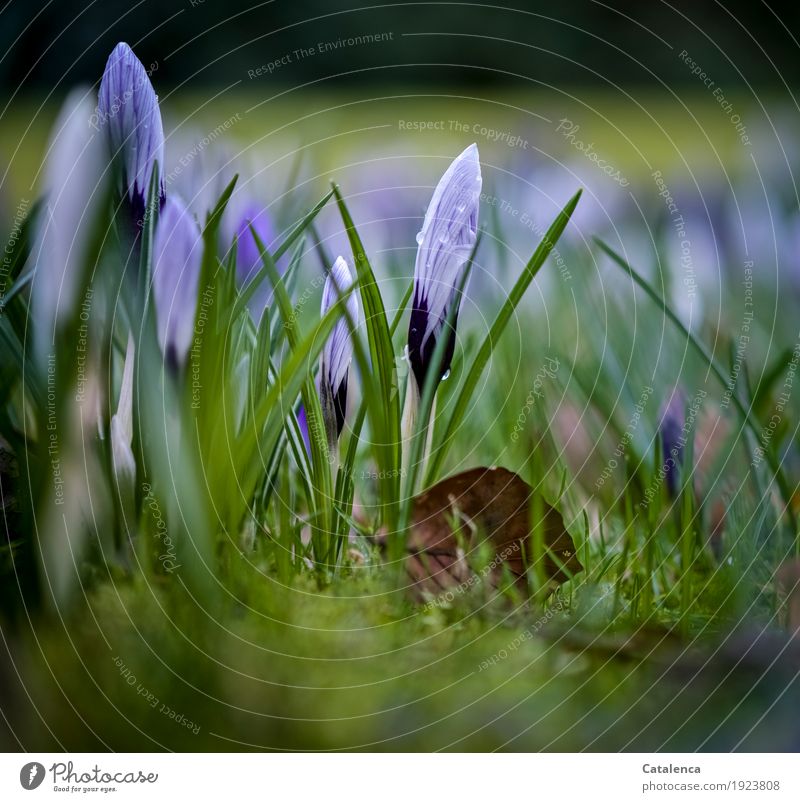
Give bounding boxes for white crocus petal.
[408,143,481,391]
[152,195,202,369]
[33,88,108,358]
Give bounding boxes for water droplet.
[415,231,424,245]
[441,369,451,381]
[438,232,449,244]
[456,202,466,213]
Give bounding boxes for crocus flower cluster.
[33,39,485,504]
[96,43,203,372]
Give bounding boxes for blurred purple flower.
[152,195,202,370]
[659,388,687,498]
[97,42,165,223]
[319,256,358,445]
[407,143,481,393]
[225,202,281,323]
[33,88,108,358]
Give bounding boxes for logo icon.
[19,762,45,790]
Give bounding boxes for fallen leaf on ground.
[392,466,582,600]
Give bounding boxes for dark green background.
[1,0,797,90]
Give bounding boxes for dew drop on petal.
[415,231,424,245]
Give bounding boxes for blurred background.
[2,0,798,315]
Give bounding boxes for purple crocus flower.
[97,42,165,223]
[152,195,202,370]
[407,143,481,394]
[32,88,108,358]
[659,389,687,498]
[319,256,358,447]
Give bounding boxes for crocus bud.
[319,257,358,448]
[33,89,108,359]
[152,195,202,370]
[407,143,481,394]
[659,388,688,498]
[111,335,136,531]
[97,42,165,223]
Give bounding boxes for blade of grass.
[332,183,401,526]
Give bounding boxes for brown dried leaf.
[401,466,582,600]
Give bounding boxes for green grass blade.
[332,183,401,523]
